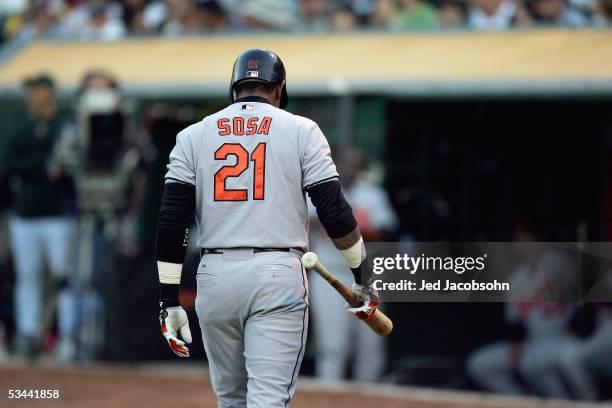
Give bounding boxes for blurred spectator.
[569,0,598,14]
[0,74,77,362]
[347,0,376,24]
[595,0,612,20]
[0,0,605,40]
[0,0,27,16]
[199,0,229,31]
[297,0,332,31]
[60,0,127,41]
[332,6,359,30]
[524,0,589,26]
[238,0,298,30]
[138,0,169,32]
[0,0,27,43]
[593,0,612,22]
[6,2,62,48]
[387,0,438,30]
[163,0,229,35]
[437,0,468,28]
[372,0,398,27]
[309,148,398,382]
[468,0,526,30]
[162,0,204,35]
[121,0,153,32]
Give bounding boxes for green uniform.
[1,115,72,218]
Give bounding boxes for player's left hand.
[159,305,192,358]
[346,282,380,320]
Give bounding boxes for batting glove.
[159,304,192,358]
[346,282,381,320]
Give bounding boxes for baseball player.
[468,228,578,398]
[309,148,398,382]
[556,303,612,399]
[154,49,379,407]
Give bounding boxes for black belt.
[201,248,294,256]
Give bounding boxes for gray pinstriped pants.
[195,249,308,408]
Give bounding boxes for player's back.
[165,99,337,251]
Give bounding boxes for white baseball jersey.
[165,99,338,250]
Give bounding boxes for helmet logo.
[246,71,259,78]
[247,59,259,69]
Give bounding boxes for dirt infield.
[0,365,602,408]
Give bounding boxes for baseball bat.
[301,252,393,336]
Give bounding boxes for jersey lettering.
[251,143,266,200]
[216,117,273,137]
[246,117,258,135]
[214,143,267,201]
[214,144,249,201]
[217,118,231,136]
[258,117,272,135]
[233,117,244,136]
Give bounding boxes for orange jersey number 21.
[214,143,266,201]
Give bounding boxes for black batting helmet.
[229,48,288,109]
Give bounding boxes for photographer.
[0,74,77,361]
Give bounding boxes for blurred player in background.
[0,163,11,362]
[309,147,398,382]
[556,280,612,400]
[0,74,77,361]
[468,220,583,398]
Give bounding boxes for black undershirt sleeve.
[307,180,356,239]
[156,181,196,306]
[308,180,369,284]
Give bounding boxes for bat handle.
[303,252,393,336]
[312,261,334,282]
[311,260,393,336]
